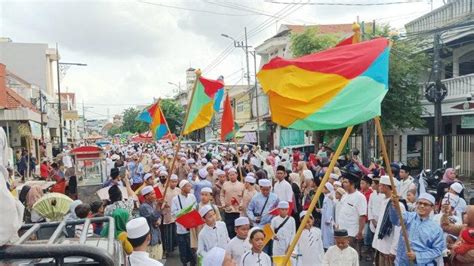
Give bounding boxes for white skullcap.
[201,187,212,194]
[418,192,435,205]
[143,173,153,180]
[211,159,218,163]
[336,187,346,195]
[216,169,225,176]
[180,157,187,162]
[325,182,334,193]
[250,157,260,167]
[159,170,168,176]
[159,166,167,172]
[199,205,214,218]
[141,185,154,196]
[330,173,339,180]
[152,164,160,169]
[206,163,214,169]
[450,182,463,194]
[167,154,173,159]
[201,158,208,164]
[380,175,398,186]
[203,247,226,266]
[258,179,271,187]
[299,210,312,219]
[198,168,208,178]
[223,165,231,170]
[442,195,458,208]
[247,172,255,177]
[187,158,195,164]
[244,175,256,184]
[179,180,190,188]
[126,217,150,239]
[228,168,237,173]
[303,170,313,180]
[334,181,342,187]
[229,148,236,154]
[277,201,289,209]
[111,154,120,160]
[234,217,250,227]
[272,150,279,155]
[170,174,178,181]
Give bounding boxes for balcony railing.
[406,0,473,34]
[420,73,474,102]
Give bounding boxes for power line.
[138,0,255,16]
[265,0,424,6]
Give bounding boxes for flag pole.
[281,126,353,265]
[232,134,244,182]
[374,116,412,257]
[160,69,202,207]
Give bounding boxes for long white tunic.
[372,197,403,255]
[322,245,359,266]
[226,236,251,265]
[197,221,229,257]
[271,215,296,256]
[273,179,293,202]
[128,251,163,266]
[367,191,384,233]
[241,251,272,266]
[295,227,324,266]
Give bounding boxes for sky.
[0,0,444,120]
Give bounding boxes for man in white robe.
[270,201,296,256]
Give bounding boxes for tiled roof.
[5,87,40,113]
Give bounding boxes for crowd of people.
[2,134,474,265]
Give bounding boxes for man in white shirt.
[171,180,197,266]
[271,201,296,256]
[126,217,163,266]
[398,165,415,200]
[273,165,293,203]
[323,229,359,266]
[372,176,403,266]
[339,171,367,258]
[197,205,230,258]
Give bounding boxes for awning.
[238,121,266,132]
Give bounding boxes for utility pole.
[432,33,443,170]
[82,100,87,137]
[221,28,260,145]
[56,43,64,150]
[39,90,44,142]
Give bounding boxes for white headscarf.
[0,127,24,245]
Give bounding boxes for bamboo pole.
[281,126,353,265]
[232,134,244,182]
[374,116,412,256]
[159,69,202,206]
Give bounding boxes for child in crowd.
[323,229,358,265]
[406,190,417,212]
[90,200,104,235]
[241,229,272,266]
[74,203,94,238]
[271,201,296,256]
[295,211,324,265]
[197,205,229,259]
[226,217,251,264]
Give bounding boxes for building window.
[237,102,244,112]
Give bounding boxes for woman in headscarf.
[26,185,45,223]
[437,168,464,203]
[65,167,77,200]
[101,208,133,255]
[441,205,474,265]
[262,156,275,182]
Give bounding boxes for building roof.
[5,87,40,113]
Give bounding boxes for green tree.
[121,107,148,133]
[160,99,185,134]
[107,125,122,136]
[290,25,426,130]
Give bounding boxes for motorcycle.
[414,161,460,198]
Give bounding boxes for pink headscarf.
[441,168,456,184]
[266,156,275,167]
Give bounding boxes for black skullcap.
[334,229,348,237]
[276,165,286,172]
[362,175,372,185]
[400,165,410,172]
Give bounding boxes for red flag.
[220,94,234,141]
[175,210,205,229]
[269,201,294,216]
[335,35,355,47]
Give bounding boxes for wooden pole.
[281,126,353,265]
[159,69,202,206]
[232,134,244,181]
[374,116,412,256]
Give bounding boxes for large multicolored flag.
[257,38,390,131]
[220,94,234,141]
[137,101,169,140]
[213,76,225,112]
[183,75,225,135]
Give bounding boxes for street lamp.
[55,43,87,150]
[221,29,260,145]
[168,81,181,92]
